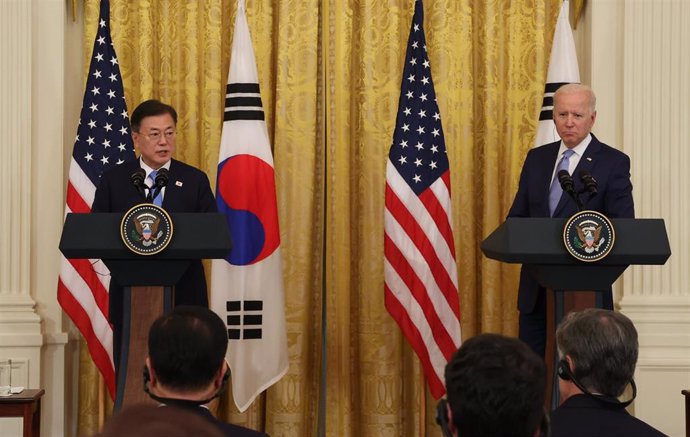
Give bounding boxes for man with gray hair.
[550,308,665,437]
[508,84,635,358]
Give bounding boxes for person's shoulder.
[590,134,629,159]
[215,420,269,437]
[170,158,203,172]
[530,140,560,156]
[170,158,209,178]
[550,395,667,437]
[624,414,668,436]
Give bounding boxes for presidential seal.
[120,204,174,255]
[563,210,615,262]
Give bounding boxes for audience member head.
[442,333,547,437]
[94,404,223,437]
[146,305,229,402]
[553,83,597,148]
[556,308,638,400]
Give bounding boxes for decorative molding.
[0,0,32,302]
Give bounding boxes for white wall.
[575,1,690,436]
[0,1,80,436]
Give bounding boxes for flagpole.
[419,370,427,437]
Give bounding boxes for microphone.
[579,170,598,197]
[557,170,584,211]
[130,168,148,199]
[557,170,576,196]
[154,168,170,190]
[149,168,170,203]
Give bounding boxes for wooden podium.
[60,212,231,409]
[481,217,671,407]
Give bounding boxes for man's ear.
[213,360,229,389]
[445,400,457,435]
[565,355,575,373]
[145,357,157,387]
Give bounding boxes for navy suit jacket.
[507,134,634,312]
[550,394,666,437]
[92,158,217,342]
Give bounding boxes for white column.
[582,1,690,436]
[1,1,73,436]
[0,0,43,435]
[33,1,74,436]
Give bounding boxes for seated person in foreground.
[95,404,223,437]
[439,333,548,437]
[144,305,268,437]
[551,308,666,437]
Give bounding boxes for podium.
[60,212,232,409]
[481,217,671,406]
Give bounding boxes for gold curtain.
[76,0,561,436]
[78,1,322,436]
[324,1,559,435]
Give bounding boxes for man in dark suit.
[439,334,548,437]
[551,309,665,437]
[92,99,217,370]
[145,306,269,437]
[507,84,635,358]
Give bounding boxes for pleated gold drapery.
[324,1,559,435]
[75,1,562,436]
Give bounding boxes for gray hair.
[556,308,638,397]
[553,83,597,113]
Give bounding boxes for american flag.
[57,0,134,399]
[384,0,461,399]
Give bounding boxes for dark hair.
[148,305,228,392]
[445,334,546,437]
[130,99,178,132]
[556,308,638,397]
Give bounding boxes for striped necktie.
[148,170,163,207]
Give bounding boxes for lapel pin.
[586,157,592,162]
[175,180,183,187]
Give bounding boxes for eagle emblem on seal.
[131,212,164,247]
[574,219,606,254]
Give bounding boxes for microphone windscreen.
[579,169,598,194]
[155,168,169,188]
[557,170,575,192]
[130,168,146,186]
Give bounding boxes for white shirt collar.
[558,133,592,158]
[139,157,171,178]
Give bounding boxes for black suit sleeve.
[196,172,218,213]
[508,149,533,218]
[604,153,635,218]
[92,172,112,213]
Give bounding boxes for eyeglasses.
[139,130,176,142]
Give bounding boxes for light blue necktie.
[148,170,163,207]
[548,149,575,216]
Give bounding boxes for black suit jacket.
[507,134,635,312]
[92,158,217,357]
[550,394,666,437]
